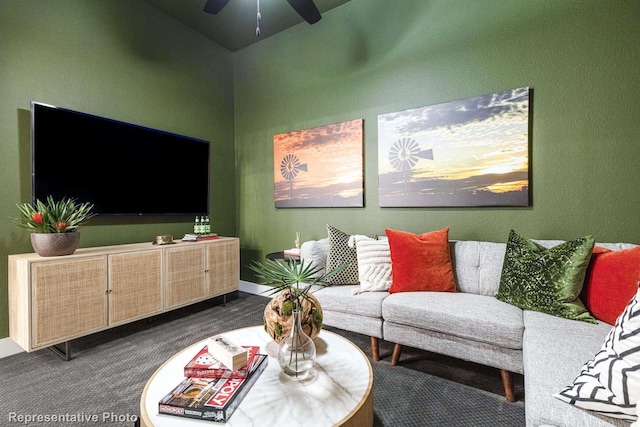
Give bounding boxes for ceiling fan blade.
[203,0,232,14]
[286,0,322,24]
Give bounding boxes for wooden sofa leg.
[391,343,403,366]
[370,337,380,361]
[500,369,516,402]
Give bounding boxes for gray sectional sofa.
[300,237,635,427]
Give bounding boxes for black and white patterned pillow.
[554,282,640,422]
[325,225,362,285]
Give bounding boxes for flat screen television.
[31,101,210,216]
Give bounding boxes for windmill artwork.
[378,87,530,207]
[273,119,364,208]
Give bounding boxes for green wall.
[0,0,235,338]
[1,0,639,340]
[234,0,640,279]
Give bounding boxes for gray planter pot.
[30,232,81,257]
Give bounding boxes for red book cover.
[197,236,220,241]
[184,345,260,379]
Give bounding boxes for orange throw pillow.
[385,227,457,294]
[581,246,640,325]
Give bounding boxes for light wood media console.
[8,237,239,359]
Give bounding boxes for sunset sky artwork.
[274,119,364,208]
[378,87,530,207]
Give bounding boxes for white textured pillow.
[554,283,640,422]
[348,235,392,294]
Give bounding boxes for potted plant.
[248,258,345,379]
[14,196,96,256]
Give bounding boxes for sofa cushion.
[523,310,627,427]
[349,235,392,294]
[325,225,361,285]
[322,310,384,339]
[312,285,387,319]
[581,245,640,325]
[382,292,523,349]
[554,284,640,422]
[496,230,596,323]
[385,227,457,294]
[451,240,507,296]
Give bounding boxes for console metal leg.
[211,293,228,307]
[49,341,72,361]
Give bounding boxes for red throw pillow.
[581,246,640,325]
[385,227,457,294]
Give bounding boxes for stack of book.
[181,233,219,242]
[158,341,267,423]
[283,248,301,259]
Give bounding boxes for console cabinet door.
[206,239,240,298]
[108,250,163,326]
[164,245,206,309]
[31,256,108,349]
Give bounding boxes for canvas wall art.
[273,119,364,208]
[378,87,530,207]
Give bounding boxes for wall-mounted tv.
[31,101,210,216]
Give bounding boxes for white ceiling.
[142,0,351,52]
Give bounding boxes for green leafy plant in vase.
[249,258,345,379]
[14,196,96,256]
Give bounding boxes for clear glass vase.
[277,308,316,379]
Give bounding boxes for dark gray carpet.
[0,292,525,426]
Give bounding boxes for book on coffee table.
[184,345,260,379]
[159,354,268,423]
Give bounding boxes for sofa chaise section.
[523,310,627,427]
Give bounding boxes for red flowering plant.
[14,196,95,233]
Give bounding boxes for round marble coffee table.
[140,326,373,426]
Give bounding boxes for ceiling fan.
[203,0,322,25]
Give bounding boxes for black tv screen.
[31,101,210,216]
